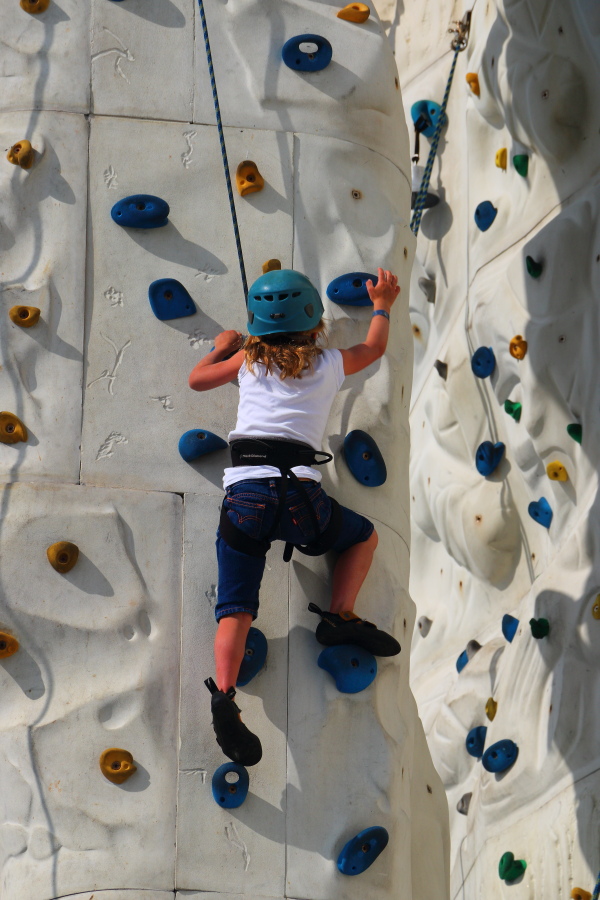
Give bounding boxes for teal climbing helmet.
[246,269,324,336]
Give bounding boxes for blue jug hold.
[326,272,378,306]
[528,496,553,528]
[111,195,169,228]
[482,739,518,773]
[318,645,377,694]
[502,614,519,643]
[212,763,249,809]
[282,34,333,72]
[178,429,228,462]
[337,826,389,875]
[148,279,196,321]
[410,100,447,139]
[474,200,497,232]
[343,430,387,487]
[475,441,505,476]
[466,725,487,758]
[236,627,268,687]
[471,346,496,378]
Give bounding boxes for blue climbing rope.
[196,0,248,301]
[593,868,600,900]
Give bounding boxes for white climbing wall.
[376,0,600,897]
[0,2,450,899]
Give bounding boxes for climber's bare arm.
[189,331,244,391]
[340,269,400,375]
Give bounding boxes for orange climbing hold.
[337,3,370,23]
[485,697,498,721]
[546,461,568,482]
[0,631,19,659]
[571,890,592,900]
[236,161,264,197]
[592,595,600,620]
[262,259,282,274]
[47,541,79,574]
[100,748,137,784]
[9,306,40,328]
[0,412,27,444]
[495,148,507,170]
[20,0,50,13]
[509,335,528,359]
[7,140,35,169]
[466,73,480,96]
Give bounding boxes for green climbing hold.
[498,851,527,882]
[513,154,529,177]
[567,423,582,444]
[526,255,543,278]
[529,618,550,639]
[504,399,522,422]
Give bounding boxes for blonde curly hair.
[244,320,327,380]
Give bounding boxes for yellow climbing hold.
[236,160,264,197]
[0,631,20,659]
[495,148,508,170]
[591,595,600,620]
[546,461,568,482]
[571,890,592,900]
[0,412,27,444]
[485,697,498,721]
[7,140,35,169]
[100,748,137,784]
[47,541,79,574]
[20,0,50,13]
[466,73,480,96]
[262,259,282,274]
[509,335,528,360]
[337,3,370,23]
[9,306,40,328]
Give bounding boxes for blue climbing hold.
[236,627,268,687]
[475,441,505,476]
[482,739,519,773]
[178,429,228,462]
[410,100,447,139]
[502,614,519,643]
[466,725,487,758]
[111,195,169,229]
[337,826,389,876]
[471,346,496,378]
[148,279,196,321]
[326,272,378,307]
[212,763,249,809]
[528,496,553,529]
[474,201,498,232]
[456,649,469,673]
[318,645,377,694]
[282,34,332,72]
[343,430,387,487]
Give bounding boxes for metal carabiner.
[449,10,472,51]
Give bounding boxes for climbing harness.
[219,438,343,562]
[196,0,248,300]
[410,11,471,236]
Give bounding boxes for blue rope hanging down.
[593,868,600,900]
[197,0,248,301]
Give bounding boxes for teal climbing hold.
[526,256,543,278]
[326,272,377,306]
[282,34,332,72]
[504,399,522,422]
[178,429,227,462]
[471,347,496,378]
[474,201,497,232]
[148,279,196,320]
[513,154,529,177]
[482,739,518,773]
[502,613,519,643]
[318,645,377,694]
[499,851,527,882]
[212,762,249,809]
[236,627,268,687]
[529,617,550,639]
[456,792,472,815]
[567,423,582,444]
[475,441,505,476]
[111,195,169,228]
[410,100,447,139]
[343,430,387,487]
[466,726,487,758]
[337,826,389,876]
[528,497,553,529]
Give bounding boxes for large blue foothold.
[528,496,553,529]
[482,739,519,773]
[318,645,377,694]
[471,346,496,378]
[466,725,487,758]
[326,272,378,307]
[337,826,389,876]
[474,200,498,232]
[282,34,332,72]
[148,279,196,321]
[410,100,447,139]
[111,195,169,229]
[475,441,505,476]
[343,430,387,487]
[212,763,249,809]
[236,627,268,687]
[502,613,519,643]
[178,429,228,462]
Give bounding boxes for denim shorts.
[214,478,374,621]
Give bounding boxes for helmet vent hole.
[253,295,261,302]
[292,291,301,297]
[278,293,289,300]
[264,294,274,301]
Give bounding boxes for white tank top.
[223,349,345,488]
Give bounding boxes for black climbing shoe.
[308,603,401,657]
[205,677,262,767]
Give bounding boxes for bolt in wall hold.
[486,697,498,721]
[513,154,529,177]
[471,347,496,378]
[504,399,522,422]
[474,200,498,232]
[9,306,41,328]
[235,160,265,197]
[466,725,487,758]
[6,140,35,169]
[434,360,448,380]
[528,497,553,529]
[482,739,519,773]
[236,627,268,687]
[495,148,507,170]
[465,73,480,96]
[20,0,50,12]
[111,195,169,229]
[509,335,528,359]
[0,412,27,444]
[546,461,568,482]
[456,792,472,815]
[343,430,387,487]
[282,34,333,73]
[0,631,20,659]
[526,255,543,278]
[212,762,249,809]
[47,541,79,574]
[498,851,527,882]
[337,826,389,875]
[571,889,592,900]
[417,616,432,637]
[148,279,196,321]
[178,430,228,463]
[529,618,550,639]
[502,613,519,643]
[337,3,370,23]
[326,272,378,306]
[99,748,137,784]
[318,645,377,694]
[410,100,447,139]
[567,423,582,444]
[262,259,282,274]
[475,441,505,476]
[591,595,600,620]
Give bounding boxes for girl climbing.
[188,267,402,767]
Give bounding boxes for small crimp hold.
[571,889,592,900]
[417,616,432,637]
[475,441,505,477]
[466,72,480,96]
[0,631,20,659]
[504,399,522,422]
[546,461,568,482]
[471,346,495,378]
[7,140,35,169]
[20,0,50,13]
[9,306,41,328]
[513,154,529,177]
[0,412,27,444]
[236,160,264,197]
[337,3,370,24]
[456,792,472,815]
[466,725,487,758]
[47,541,79,574]
[567,423,582,444]
[474,200,498,232]
[509,335,528,359]
[262,259,281,274]
[495,148,507,170]
[528,497,553,529]
[502,613,519,643]
[526,255,543,278]
[100,748,137,784]
[485,697,497,721]
[434,360,448,379]
[498,851,527,882]
[529,618,550,639]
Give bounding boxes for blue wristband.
[372,309,390,320]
